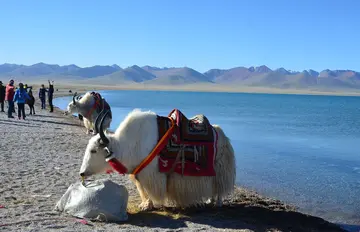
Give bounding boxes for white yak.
[79,108,236,211]
[64,92,112,135]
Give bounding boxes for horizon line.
[1,62,359,74]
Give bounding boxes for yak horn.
[99,110,110,145]
[94,109,105,134]
[94,99,106,135]
[72,92,78,105]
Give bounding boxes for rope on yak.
[132,117,176,175]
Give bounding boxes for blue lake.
[54,90,360,228]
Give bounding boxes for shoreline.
[23,82,360,97]
[0,86,350,231]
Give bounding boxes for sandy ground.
[0,89,348,232]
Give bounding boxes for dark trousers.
[7,100,14,117]
[0,100,4,112]
[17,103,26,119]
[48,96,53,112]
[29,104,35,115]
[40,97,46,109]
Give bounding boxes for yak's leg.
[83,118,92,135]
[91,122,96,135]
[214,196,223,207]
[208,196,222,207]
[84,128,91,135]
[129,174,148,202]
[129,175,153,211]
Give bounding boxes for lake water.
[54,90,360,228]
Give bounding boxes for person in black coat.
[48,80,54,112]
[26,88,36,115]
[38,84,47,109]
[0,81,5,112]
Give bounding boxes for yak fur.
[65,92,111,135]
[79,109,236,210]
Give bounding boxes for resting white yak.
[64,92,112,135]
[79,108,236,211]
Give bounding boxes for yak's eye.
[90,150,97,153]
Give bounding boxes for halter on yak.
[88,108,176,182]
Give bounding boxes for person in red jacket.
[5,79,15,118]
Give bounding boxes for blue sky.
[0,0,359,72]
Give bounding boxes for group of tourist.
[0,79,54,119]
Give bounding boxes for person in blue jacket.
[13,82,30,120]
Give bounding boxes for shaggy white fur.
[65,92,112,134]
[79,109,236,210]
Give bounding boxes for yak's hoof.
[215,200,223,207]
[214,198,223,207]
[139,200,154,211]
[208,197,223,207]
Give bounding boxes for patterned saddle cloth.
[91,92,112,118]
[157,109,218,176]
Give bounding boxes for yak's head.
[79,110,113,178]
[64,92,81,115]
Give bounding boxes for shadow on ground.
[30,114,65,119]
[120,188,348,232]
[0,119,40,128]
[125,204,347,232]
[29,118,83,127]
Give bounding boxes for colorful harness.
[105,117,176,177]
[85,92,111,118]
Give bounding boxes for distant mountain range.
[1,62,360,89]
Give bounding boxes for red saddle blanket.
[157,109,218,176]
